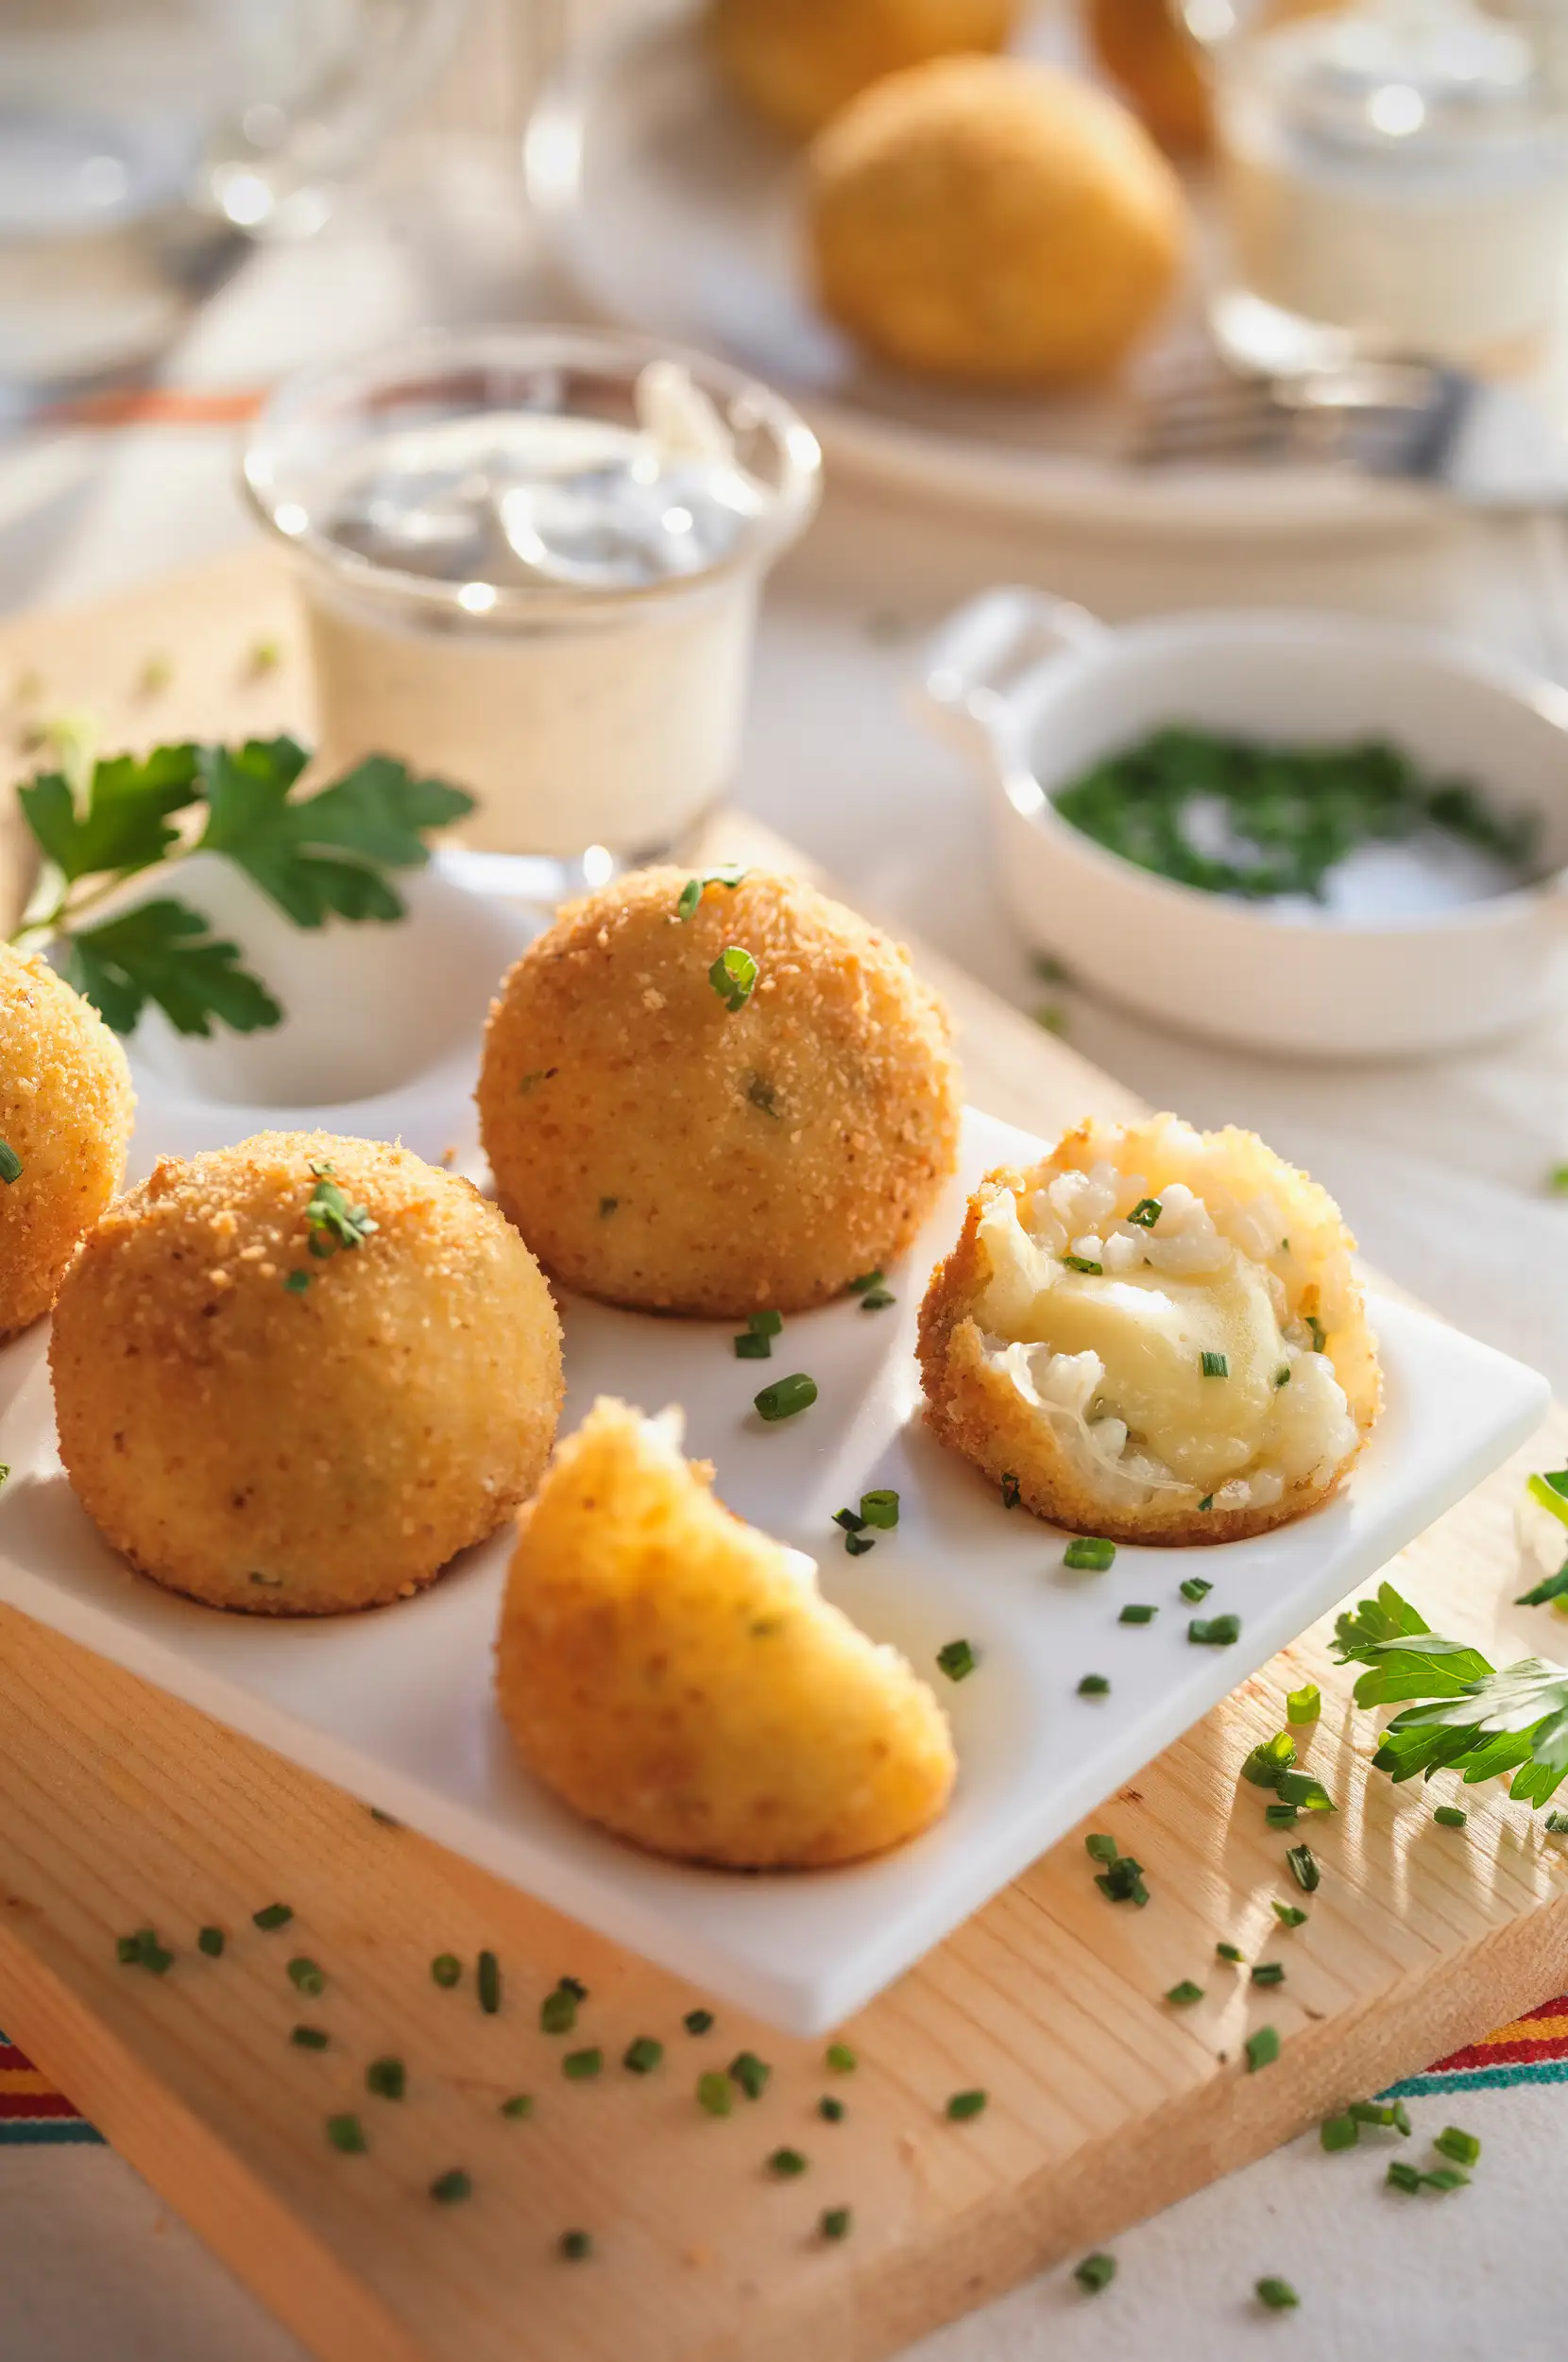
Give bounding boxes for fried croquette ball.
[1088,0,1212,153]
[477,866,961,1317]
[918,1114,1381,1545]
[50,1131,563,1615]
[707,0,1016,141]
[0,943,134,1339]
[496,1396,956,1867]
[808,56,1187,385]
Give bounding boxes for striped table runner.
[6,1998,1568,2145]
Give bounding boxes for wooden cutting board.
[1,548,1566,2362]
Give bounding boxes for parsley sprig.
[11,734,471,1038]
[1334,1581,1568,1808]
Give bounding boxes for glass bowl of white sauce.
[242,324,821,894]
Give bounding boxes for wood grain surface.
[0,549,1565,2362]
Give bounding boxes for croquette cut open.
[50,1131,564,1614]
[496,1396,957,1869]
[918,1114,1381,1545]
[0,942,134,1339]
[476,865,962,1318]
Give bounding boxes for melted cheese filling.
[973,1175,1358,1510]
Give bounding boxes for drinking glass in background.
[0,0,469,388]
[1197,0,1568,373]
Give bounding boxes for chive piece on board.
[430,2169,471,2205]
[1179,1576,1212,1603]
[1078,1672,1110,1697]
[1321,2114,1358,2152]
[1166,1980,1204,2007]
[623,2037,663,2075]
[936,1638,976,1682]
[1189,1614,1241,1646]
[729,2050,771,2100]
[197,1926,226,1958]
[287,1958,325,1996]
[684,2009,715,2036]
[819,2096,845,2122]
[1287,1843,1321,1892]
[1064,1536,1116,1571]
[366,2057,406,2101]
[477,1950,502,2014]
[500,2094,534,2119]
[431,1953,462,1989]
[539,1985,577,2034]
[946,2089,988,2121]
[1256,2278,1300,2311]
[562,2047,602,2080]
[1272,1901,1308,1927]
[754,1373,817,1422]
[1434,1805,1469,1829]
[252,1903,294,1931]
[1084,1832,1120,1862]
[768,2148,809,2177]
[559,2230,593,2260]
[1119,1602,1157,1625]
[826,2042,857,2073]
[820,2207,852,2242]
[1245,2026,1281,2072]
[326,2114,366,2154]
[1074,2252,1116,2294]
[291,2026,329,2050]
[1287,1683,1321,1723]
[697,2071,733,2117]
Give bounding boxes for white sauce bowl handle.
[915,587,1107,758]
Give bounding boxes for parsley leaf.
[19,744,201,883]
[304,1160,377,1258]
[197,742,473,928]
[61,900,282,1038]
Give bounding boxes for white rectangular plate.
[0,1097,1547,2033]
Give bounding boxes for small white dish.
[921,587,1568,1058]
[0,1006,1545,2025]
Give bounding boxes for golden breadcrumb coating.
[918,1115,1381,1545]
[0,942,134,1340]
[496,1396,956,1868]
[707,0,1016,140]
[50,1131,562,1614]
[476,866,961,1317]
[808,56,1186,385]
[1088,0,1212,154]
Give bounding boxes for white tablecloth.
[4,142,1568,2362]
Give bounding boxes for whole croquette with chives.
[0,942,134,1338]
[49,1131,563,1614]
[476,867,961,1317]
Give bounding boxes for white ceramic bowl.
[920,588,1568,1057]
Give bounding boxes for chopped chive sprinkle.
[1387,2160,1423,2194]
[367,1806,401,1826]
[1084,1832,1120,1861]
[1200,1351,1229,1378]
[860,1288,895,1309]
[366,2057,406,2101]
[1064,1536,1116,1571]
[1434,1805,1469,1829]
[1287,1843,1321,1892]
[1179,1576,1212,1603]
[848,1271,884,1294]
[540,1985,578,2034]
[430,2169,471,2205]
[1256,2278,1300,2311]
[826,2042,857,2073]
[1424,2166,1473,2192]
[1062,1254,1103,1275]
[1305,1313,1327,1352]
[697,2071,733,2116]
[1266,1804,1301,1828]
[282,1271,310,1293]
[1128,1198,1162,1227]
[431,1954,462,1989]
[1000,1472,1021,1509]
[1095,1856,1149,1907]
[559,1975,588,2001]
[734,1330,771,1360]
[936,1637,976,1682]
[477,1950,502,2013]
[859,1490,899,1529]
[1351,2098,1411,2134]
[326,2114,366,2154]
[1166,1980,1204,2006]
[1435,2125,1481,2166]
[1198,1495,1215,1512]
[252,1903,293,1931]
[1273,1770,1336,1812]
[559,2230,593,2260]
[134,1935,174,1976]
[1119,1602,1157,1625]
[754,1373,817,1421]
[708,944,758,1013]
[684,2009,714,2035]
[291,2026,330,2050]
[623,2037,663,2075]
[1078,1672,1110,1697]
[1217,1943,1246,1964]
[1074,2252,1116,2294]
[1242,1731,1297,1788]
[749,1309,783,1338]
[1271,1902,1308,1927]
[287,1958,325,1996]
[1321,2114,1358,2151]
[833,1507,866,1533]
[819,2096,845,2121]
[116,1935,141,1964]
[1274,1367,1291,1388]
[0,1141,23,1186]
[844,1532,876,1556]
[676,867,746,921]
[197,1926,226,1958]
[729,2051,771,2100]
[946,2089,988,2120]
[820,2207,852,2242]
[563,2048,602,2080]
[501,2093,534,2118]
[1189,1614,1240,1646]
[768,2148,809,2177]
[1251,1961,1286,1987]
[1245,2026,1281,2072]
[1548,1811,1568,1835]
